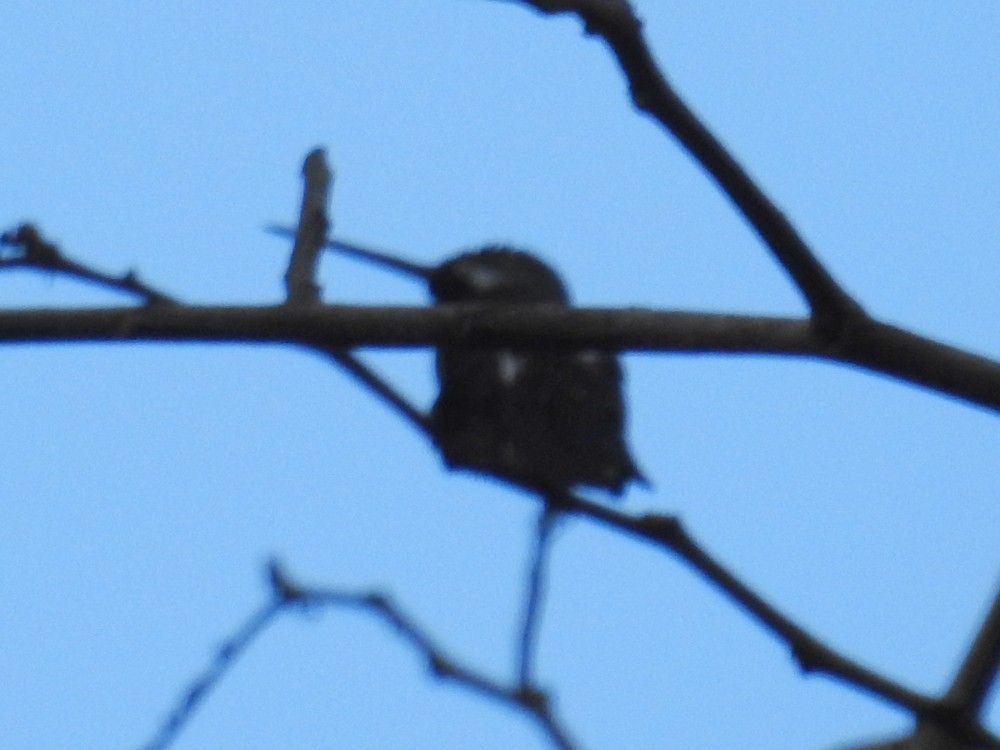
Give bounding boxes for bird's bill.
[265,224,431,280]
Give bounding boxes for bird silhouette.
[327,239,646,497]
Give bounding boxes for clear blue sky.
[3,3,999,749]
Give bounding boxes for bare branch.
[944,581,1000,716]
[139,597,285,750]
[500,0,865,336]
[274,149,433,435]
[283,148,331,303]
[268,562,580,750]
[518,507,560,686]
[311,346,432,435]
[345,590,579,750]
[1,304,998,413]
[542,491,1000,750]
[0,224,177,305]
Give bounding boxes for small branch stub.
[284,148,332,303]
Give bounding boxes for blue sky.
[2,3,999,749]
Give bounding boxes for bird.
[326,238,646,498]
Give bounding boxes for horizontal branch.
[0,303,806,348]
[1,304,998,413]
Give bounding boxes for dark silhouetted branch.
[139,596,284,750]
[153,562,579,750]
[1,304,998,414]
[944,581,1000,716]
[272,564,579,750]
[518,506,560,686]
[502,0,865,337]
[542,490,1000,750]
[312,346,432,435]
[283,148,331,303]
[276,151,433,435]
[1,224,177,305]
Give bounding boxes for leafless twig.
[502,0,864,336]
[312,346,432,434]
[1,223,177,305]
[273,562,579,750]
[142,561,580,750]
[518,506,560,686]
[138,596,285,750]
[542,490,1000,750]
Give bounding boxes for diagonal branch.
[501,0,865,336]
[542,490,1000,750]
[0,224,177,305]
[139,596,284,750]
[943,579,1000,716]
[312,346,431,435]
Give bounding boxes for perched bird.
[328,239,646,497]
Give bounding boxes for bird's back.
[431,344,643,495]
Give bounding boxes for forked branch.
[139,562,580,750]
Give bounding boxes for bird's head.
[430,247,568,304]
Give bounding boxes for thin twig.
[138,598,286,750]
[518,506,560,686]
[311,345,432,435]
[0,224,177,305]
[297,579,580,750]
[261,563,583,750]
